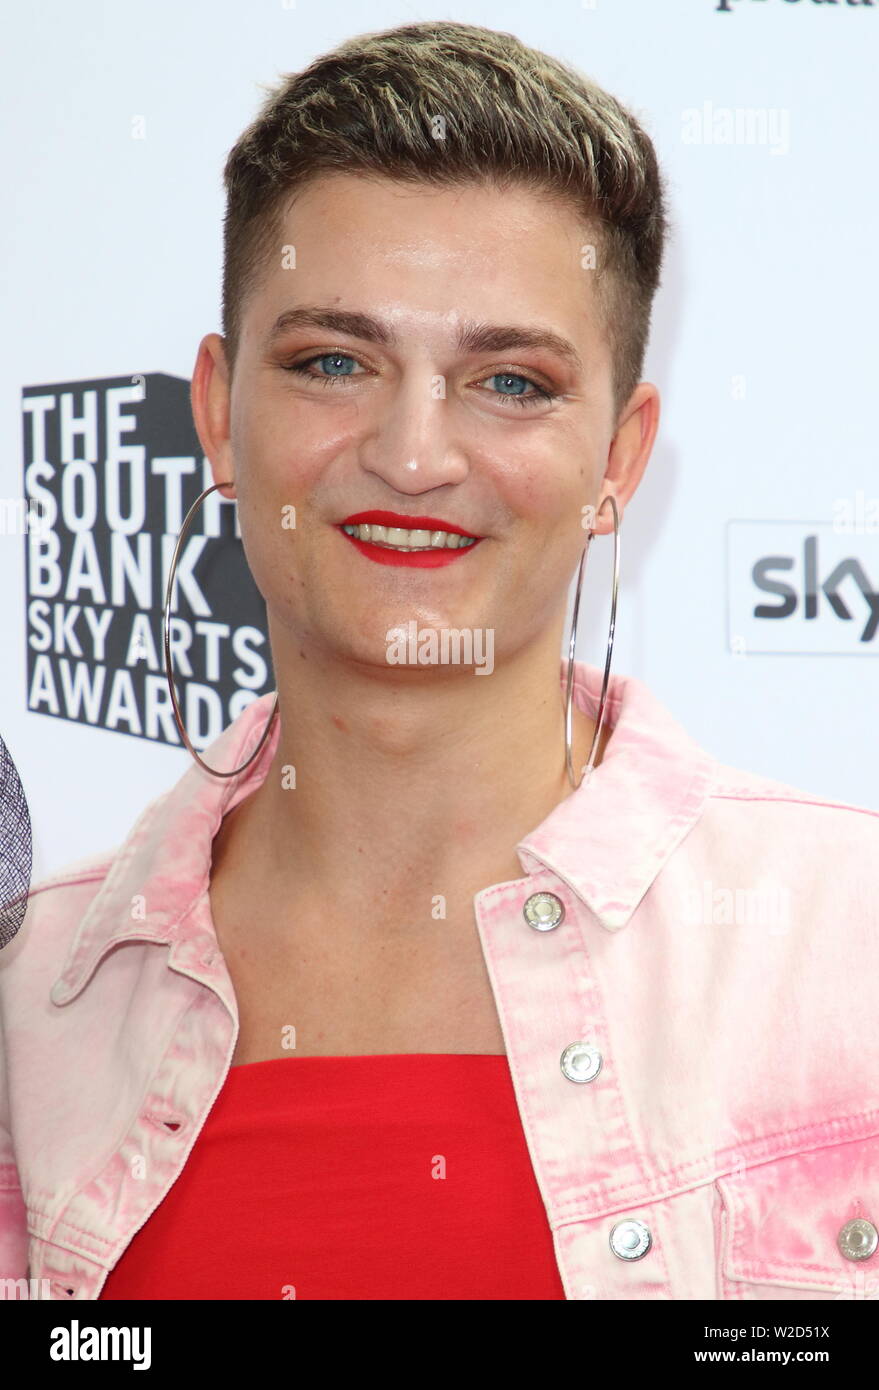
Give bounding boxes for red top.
[99,1053,567,1300]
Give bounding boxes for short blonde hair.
[222,20,670,423]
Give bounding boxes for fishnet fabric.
[0,734,33,949]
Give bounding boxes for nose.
[358,368,470,495]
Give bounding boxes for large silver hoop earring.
[162,481,279,778]
[564,493,621,790]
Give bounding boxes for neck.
[215,627,608,913]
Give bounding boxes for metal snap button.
[560,1041,603,1083]
[609,1219,652,1261]
[522,891,565,931]
[838,1218,879,1261]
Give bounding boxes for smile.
[336,510,484,568]
[341,523,478,551]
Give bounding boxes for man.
[3,21,877,1303]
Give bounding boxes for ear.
[190,332,236,500]
[593,382,661,534]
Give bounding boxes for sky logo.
[727,521,879,654]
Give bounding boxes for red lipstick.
[337,510,483,568]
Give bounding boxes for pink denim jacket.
[2,658,878,1301]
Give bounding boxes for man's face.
[203,173,646,676]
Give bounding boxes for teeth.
[341,523,478,551]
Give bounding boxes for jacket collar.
[516,660,716,929]
[52,659,716,1002]
[51,701,284,1004]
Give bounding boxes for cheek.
[501,458,586,534]
[499,455,594,597]
[234,488,279,599]
[235,408,318,516]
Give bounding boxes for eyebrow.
[266,306,585,373]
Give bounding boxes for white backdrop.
[2,0,877,883]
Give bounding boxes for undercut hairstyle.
[221,19,671,424]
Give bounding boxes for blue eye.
[281,355,557,408]
[491,373,528,395]
[284,353,359,382]
[483,372,555,407]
